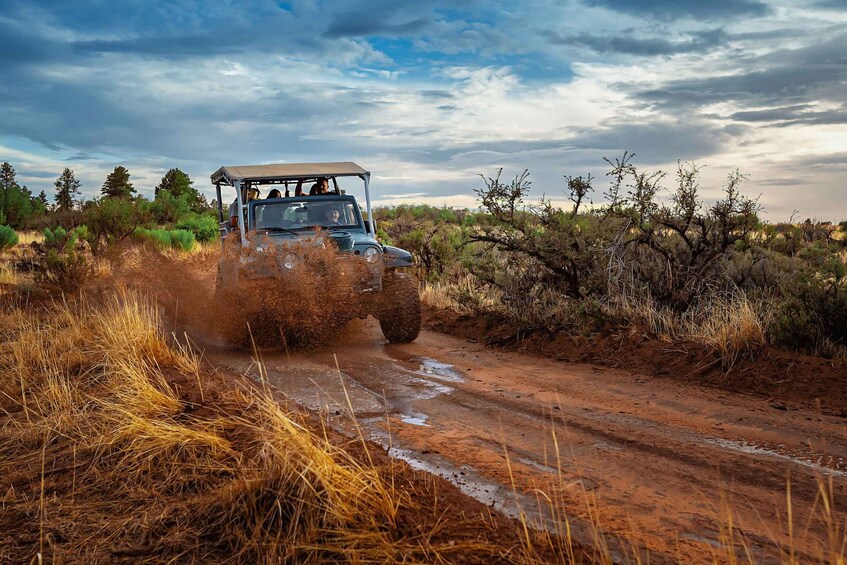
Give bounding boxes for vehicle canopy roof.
[211,161,369,186]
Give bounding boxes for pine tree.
[55,167,81,210]
[155,168,207,212]
[155,168,194,200]
[101,166,135,198]
[0,162,34,229]
[0,162,16,195]
[37,191,49,208]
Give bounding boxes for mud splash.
[112,235,365,350]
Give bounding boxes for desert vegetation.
[0,155,845,563]
[378,154,847,363]
[1,288,594,563]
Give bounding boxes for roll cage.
[210,162,374,245]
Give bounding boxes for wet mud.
[204,319,847,563]
[111,247,846,562]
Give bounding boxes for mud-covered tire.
[378,272,421,343]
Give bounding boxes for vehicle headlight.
[363,247,380,264]
[282,252,299,270]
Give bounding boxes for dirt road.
[205,319,847,563]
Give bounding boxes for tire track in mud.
[203,319,847,563]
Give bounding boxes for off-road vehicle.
[211,162,421,343]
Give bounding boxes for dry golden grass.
[0,261,17,285]
[425,276,769,363]
[16,230,43,246]
[683,293,767,366]
[0,290,425,563]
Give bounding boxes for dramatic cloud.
[544,29,726,56]
[0,0,845,218]
[579,0,770,20]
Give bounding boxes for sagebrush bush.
[0,225,18,250]
[381,154,846,358]
[32,226,92,293]
[770,265,847,356]
[85,196,153,253]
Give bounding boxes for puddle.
[363,427,625,560]
[414,357,465,383]
[707,438,847,478]
[679,531,724,549]
[592,441,623,452]
[400,412,430,427]
[407,377,454,400]
[518,457,560,474]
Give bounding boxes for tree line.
[0,162,212,230]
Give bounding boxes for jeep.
[211,161,421,343]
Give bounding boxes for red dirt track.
[112,249,846,562]
[205,318,847,563]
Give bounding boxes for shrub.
[0,225,18,250]
[770,257,847,356]
[170,229,195,251]
[150,190,190,224]
[176,213,219,242]
[134,228,170,249]
[32,226,92,293]
[134,227,195,252]
[85,197,153,253]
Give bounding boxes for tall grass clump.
[0,290,412,563]
[134,227,196,251]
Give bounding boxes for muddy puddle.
[205,347,628,556]
[707,438,847,478]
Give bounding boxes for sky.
[0,0,845,220]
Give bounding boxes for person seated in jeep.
[323,207,341,225]
[229,186,260,227]
[309,177,330,195]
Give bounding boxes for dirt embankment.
[424,306,847,417]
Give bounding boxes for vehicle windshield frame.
[247,195,364,233]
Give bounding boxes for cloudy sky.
[1,0,845,219]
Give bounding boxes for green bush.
[170,229,195,251]
[134,228,170,249]
[770,256,847,355]
[0,225,18,250]
[33,226,92,293]
[85,197,153,253]
[175,213,219,242]
[150,191,190,224]
[134,227,195,252]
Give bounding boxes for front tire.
[378,272,421,343]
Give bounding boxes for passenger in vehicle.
[323,207,341,225]
[229,186,259,227]
[267,189,282,199]
[309,177,330,195]
[293,179,305,196]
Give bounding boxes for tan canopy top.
[211,161,369,186]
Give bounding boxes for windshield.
[252,199,362,231]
